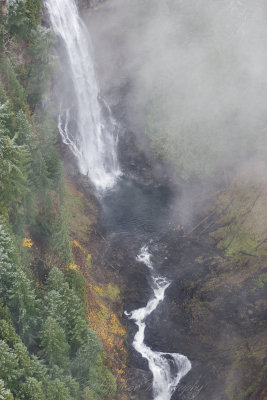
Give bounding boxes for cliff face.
[56,11,267,400]
[75,140,266,400]
[131,162,267,400]
[81,4,267,398]
[58,147,130,399]
[59,132,267,400]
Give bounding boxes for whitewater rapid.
[126,245,191,400]
[45,0,121,190]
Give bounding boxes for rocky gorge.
[50,1,267,399]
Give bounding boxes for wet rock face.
[79,8,267,397]
[137,231,267,400]
[103,233,153,310]
[106,216,266,400]
[126,368,153,399]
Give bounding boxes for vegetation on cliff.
[0,1,121,399]
[172,163,267,400]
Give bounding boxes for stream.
[126,244,191,400]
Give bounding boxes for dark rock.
[126,368,153,399]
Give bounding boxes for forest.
[1,0,267,399]
[0,1,117,399]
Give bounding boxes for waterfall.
[126,245,191,400]
[45,0,121,190]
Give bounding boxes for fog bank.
[86,0,267,179]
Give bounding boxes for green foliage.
[50,207,73,267]
[46,379,72,400]
[0,97,14,135]
[40,317,70,370]
[26,26,54,106]
[0,58,27,112]
[257,273,267,288]
[6,0,42,38]
[69,316,90,353]
[0,319,20,348]
[0,133,30,205]
[71,331,102,382]
[15,109,32,145]
[0,218,19,300]
[19,377,45,400]
[9,269,40,345]
[0,7,117,399]
[46,267,66,293]
[0,379,14,400]
[87,363,117,400]
[25,0,42,29]
[6,0,30,39]
[0,340,20,385]
[0,218,39,345]
[106,283,120,301]
[65,269,86,307]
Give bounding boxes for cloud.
[86,0,267,180]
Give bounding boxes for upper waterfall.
[45,0,121,190]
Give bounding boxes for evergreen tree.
[43,289,68,330]
[7,0,30,38]
[26,355,48,384]
[0,218,18,300]
[50,207,73,267]
[0,379,14,400]
[0,8,118,397]
[46,379,73,400]
[14,110,32,146]
[69,316,90,354]
[19,377,45,400]
[0,133,30,205]
[71,330,102,383]
[0,100,14,136]
[0,59,26,112]
[25,0,41,29]
[26,25,54,106]
[39,317,70,370]
[0,319,20,348]
[65,269,86,307]
[9,269,39,346]
[46,267,66,293]
[0,340,20,387]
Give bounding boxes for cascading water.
[45,0,121,190]
[46,1,191,396]
[126,245,191,400]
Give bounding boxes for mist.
[86,0,267,181]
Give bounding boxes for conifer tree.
[39,317,70,370]
[0,379,14,400]
[9,269,39,346]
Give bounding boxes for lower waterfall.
[126,245,191,400]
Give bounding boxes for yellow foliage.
[86,253,92,268]
[23,238,33,248]
[88,299,127,379]
[109,313,126,336]
[117,369,124,375]
[72,240,83,250]
[94,286,104,296]
[106,283,120,300]
[69,263,79,271]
